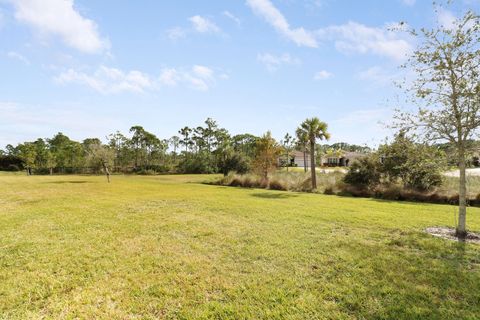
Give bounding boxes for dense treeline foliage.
[0,118,259,175]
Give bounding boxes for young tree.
[280,133,296,172]
[86,144,114,183]
[296,118,330,190]
[396,10,480,238]
[253,131,282,180]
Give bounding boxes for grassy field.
[1,173,480,319]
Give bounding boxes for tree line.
[0,117,372,179]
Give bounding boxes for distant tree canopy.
[0,118,262,175]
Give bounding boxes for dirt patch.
[425,227,480,244]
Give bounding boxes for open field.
[1,173,480,319]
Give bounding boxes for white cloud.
[55,65,222,94]
[223,11,241,26]
[158,68,180,87]
[246,0,318,48]
[189,15,220,33]
[9,0,108,54]
[193,65,214,79]
[401,0,416,6]
[166,27,187,40]
[257,53,301,71]
[7,51,30,65]
[159,65,218,91]
[167,15,222,40]
[317,22,413,61]
[54,66,153,94]
[357,65,402,87]
[314,70,332,80]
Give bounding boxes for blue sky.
[1,0,478,148]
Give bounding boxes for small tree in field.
[396,9,480,238]
[296,118,330,190]
[253,132,282,180]
[87,144,114,183]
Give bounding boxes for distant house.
[279,150,366,168]
[321,151,365,167]
[279,150,310,168]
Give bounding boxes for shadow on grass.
[44,181,91,184]
[250,192,299,199]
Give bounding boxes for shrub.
[218,152,250,176]
[324,187,335,195]
[343,156,381,188]
[378,133,446,191]
[269,179,288,191]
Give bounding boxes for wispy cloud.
[245,0,411,60]
[313,70,333,80]
[55,65,223,94]
[167,15,222,40]
[166,27,187,40]
[257,53,301,71]
[7,51,30,65]
[400,0,416,6]
[8,0,109,54]
[223,10,241,26]
[159,65,218,91]
[246,0,318,48]
[317,22,413,61]
[189,15,220,33]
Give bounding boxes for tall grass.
[217,170,345,192]
[217,171,480,206]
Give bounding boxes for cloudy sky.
[0,0,478,148]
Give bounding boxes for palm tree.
[297,118,330,190]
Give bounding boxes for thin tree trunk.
[310,141,317,190]
[457,146,467,238]
[303,148,307,173]
[103,162,111,183]
[49,168,53,175]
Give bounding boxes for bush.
[343,156,381,188]
[323,187,335,195]
[269,179,288,191]
[378,133,446,191]
[178,155,216,174]
[218,152,250,176]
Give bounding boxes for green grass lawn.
[1,173,480,319]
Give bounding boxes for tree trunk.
[310,141,317,190]
[457,147,467,238]
[303,148,307,173]
[103,162,111,183]
[49,168,53,175]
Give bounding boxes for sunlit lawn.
[1,172,480,319]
